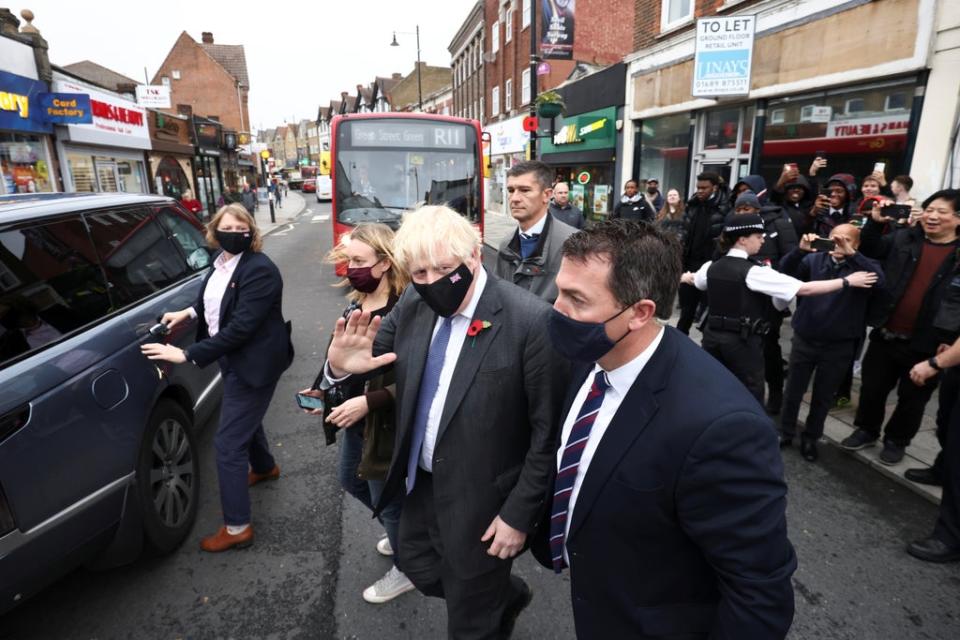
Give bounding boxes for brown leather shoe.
[200,526,254,552]
[248,464,280,487]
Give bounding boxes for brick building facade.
[484,0,635,124]
[449,1,485,121]
[151,31,251,136]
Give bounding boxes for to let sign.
[692,16,757,97]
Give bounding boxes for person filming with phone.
[777,225,885,461]
[141,203,294,552]
[300,223,415,604]
[841,190,960,465]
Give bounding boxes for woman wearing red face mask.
[300,223,414,604]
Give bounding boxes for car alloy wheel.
[149,417,195,528]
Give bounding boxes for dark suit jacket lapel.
[435,278,504,445]
[567,328,679,541]
[396,300,438,446]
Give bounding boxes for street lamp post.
[391,26,423,111]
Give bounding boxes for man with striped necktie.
[533,220,797,639]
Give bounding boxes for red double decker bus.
[330,113,484,258]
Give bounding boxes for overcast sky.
[16,0,475,131]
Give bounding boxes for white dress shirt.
[692,248,802,312]
[419,267,488,471]
[557,326,665,561]
[518,211,548,238]
[188,252,242,336]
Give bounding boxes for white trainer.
[376,535,394,557]
[362,566,415,604]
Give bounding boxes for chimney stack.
[201,31,213,44]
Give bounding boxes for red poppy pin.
[467,319,492,347]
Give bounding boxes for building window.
[172,70,181,80]
[885,92,908,111]
[492,86,500,116]
[521,69,531,105]
[505,8,514,43]
[844,98,866,115]
[522,0,531,29]
[770,108,786,125]
[661,0,693,31]
[480,97,485,123]
[161,76,170,86]
[505,79,513,113]
[491,20,500,53]
[638,113,691,199]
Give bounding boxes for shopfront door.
[193,154,223,220]
[693,105,754,191]
[94,159,119,192]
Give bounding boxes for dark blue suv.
[0,193,221,614]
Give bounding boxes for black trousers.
[930,368,959,478]
[677,283,704,335]
[397,470,519,640]
[854,335,939,446]
[763,312,786,397]
[933,378,960,547]
[702,331,765,405]
[780,335,858,439]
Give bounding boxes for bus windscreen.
[335,119,481,228]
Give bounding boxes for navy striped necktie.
[550,369,610,572]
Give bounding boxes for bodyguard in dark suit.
[326,205,568,639]
[143,203,293,552]
[534,220,796,639]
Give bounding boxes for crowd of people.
[141,157,960,638]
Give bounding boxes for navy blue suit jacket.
[535,326,796,639]
[185,250,293,388]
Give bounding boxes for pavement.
[481,209,944,506]
[256,190,310,236]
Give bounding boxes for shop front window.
[704,108,740,150]
[154,156,191,198]
[1,133,53,194]
[68,154,96,192]
[760,78,916,190]
[638,113,690,199]
[553,165,614,221]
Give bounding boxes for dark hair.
[697,171,721,186]
[507,160,553,190]
[561,220,681,320]
[624,179,638,187]
[893,174,914,191]
[922,189,960,214]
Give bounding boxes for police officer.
[681,212,879,403]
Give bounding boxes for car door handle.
[0,405,31,445]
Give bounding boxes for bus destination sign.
[349,121,467,150]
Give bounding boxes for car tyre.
[136,399,198,555]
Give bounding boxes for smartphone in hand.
[811,237,836,252]
[296,392,324,411]
[881,204,912,220]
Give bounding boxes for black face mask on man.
[412,263,474,317]
[547,304,634,362]
[215,230,253,255]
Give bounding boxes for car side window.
[154,205,211,271]
[84,207,190,307]
[0,217,113,367]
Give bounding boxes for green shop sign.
[541,106,617,154]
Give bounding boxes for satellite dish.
[482,51,496,63]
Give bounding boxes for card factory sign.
[692,16,757,97]
[53,79,150,149]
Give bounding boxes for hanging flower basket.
[538,102,563,119]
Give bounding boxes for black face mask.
[215,230,253,255]
[412,263,474,317]
[547,305,633,362]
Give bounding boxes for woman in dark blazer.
[142,203,293,552]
